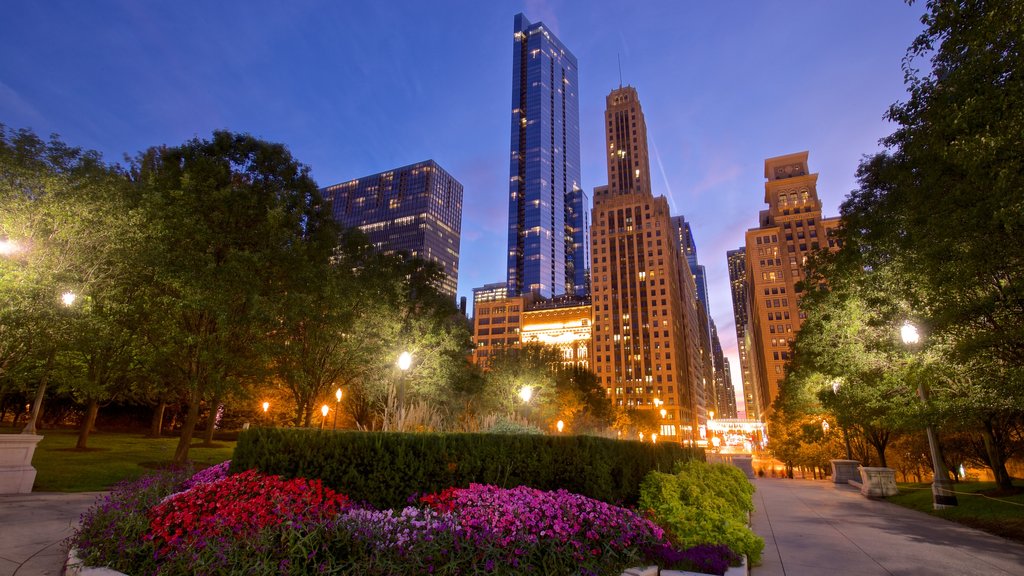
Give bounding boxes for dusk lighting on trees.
[901,320,957,509]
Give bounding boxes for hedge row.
[231,428,703,509]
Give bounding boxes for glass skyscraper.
[506,13,587,299]
[322,160,462,299]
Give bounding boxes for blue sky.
[1,1,927,409]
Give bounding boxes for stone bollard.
[857,466,898,497]
[830,459,861,484]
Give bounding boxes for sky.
[1,0,928,413]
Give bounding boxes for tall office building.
[727,247,760,419]
[591,86,705,441]
[323,160,463,298]
[710,320,737,418]
[744,152,840,416]
[507,13,588,299]
[671,216,714,417]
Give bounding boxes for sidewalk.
[0,492,101,576]
[751,478,1024,575]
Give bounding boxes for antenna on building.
[617,53,623,88]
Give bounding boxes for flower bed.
[71,462,741,576]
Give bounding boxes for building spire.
[617,52,623,88]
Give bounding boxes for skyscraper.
[507,13,587,299]
[727,247,760,419]
[591,86,705,441]
[322,160,463,298]
[744,152,840,416]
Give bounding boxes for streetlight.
[334,388,342,430]
[0,239,22,256]
[556,420,564,433]
[518,385,533,422]
[320,404,329,430]
[901,321,958,509]
[651,433,658,444]
[822,419,830,434]
[397,351,412,415]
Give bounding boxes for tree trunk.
[173,391,202,466]
[981,417,1013,491]
[22,353,54,435]
[75,399,100,450]
[202,394,221,445]
[150,401,167,438]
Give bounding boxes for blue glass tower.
[507,13,586,299]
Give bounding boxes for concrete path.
[751,478,1024,575]
[0,492,101,576]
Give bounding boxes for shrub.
[486,417,543,435]
[639,461,763,565]
[232,428,701,509]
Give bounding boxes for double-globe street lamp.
[901,321,958,509]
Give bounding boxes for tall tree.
[130,131,336,465]
[843,0,1024,490]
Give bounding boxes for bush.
[232,428,701,509]
[639,461,763,565]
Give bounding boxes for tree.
[842,0,1024,490]
[130,131,337,465]
[0,126,139,439]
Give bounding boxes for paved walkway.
[0,492,101,576]
[751,478,1024,575]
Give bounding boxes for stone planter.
[857,466,898,498]
[0,433,43,494]
[830,459,861,484]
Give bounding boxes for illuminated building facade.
[744,152,841,416]
[471,294,532,368]
[727,247,760,419]
[590,86,705,441]
[323,160,462,298]
[520,298,592,368]
[507,13,588,299]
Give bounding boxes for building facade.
[506,13,588,299]
[323,160,462,298]
[727,247,760,419]
[744,152,840,416]
[520,298,592,368]
[590,86,705,442]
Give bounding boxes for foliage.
[486,416,544,435]
[832,0,1024,489]
[70,467,193,573]
[74,466,742,576]
[148,470,352,558]
[416,484,666,574]
[639,461,762,565]
[231,427,701,509]
[129,131,340,464]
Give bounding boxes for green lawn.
[10,428,235,492]
[890,481,1024,545]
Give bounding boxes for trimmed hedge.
[231,428,702,509]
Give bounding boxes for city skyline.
[0,1,929,408]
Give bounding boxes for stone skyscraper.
[506,13,588,299]
[744,152,840,415]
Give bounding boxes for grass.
[6,428,235,492]
[890,481,1024,545]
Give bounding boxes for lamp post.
[320,404,329,431]
[334,388,342,430]
[556,420,564,434]
[397,351,412,415]
[262,402,270,426]
[901,321,957,509]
